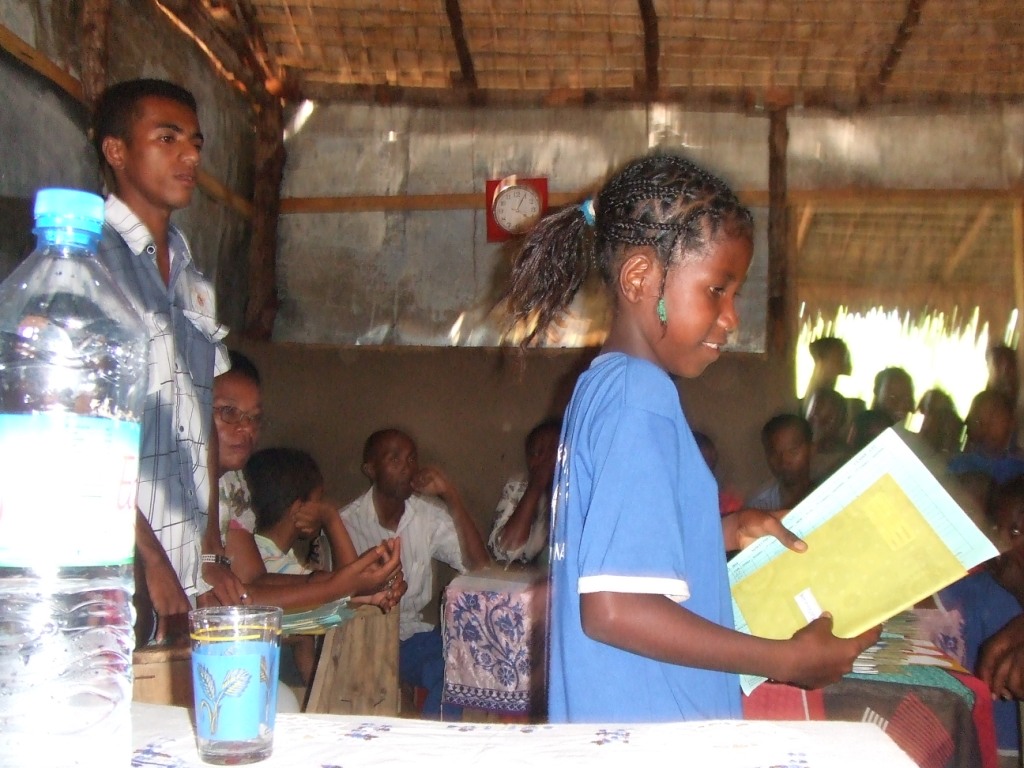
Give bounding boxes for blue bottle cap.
[34,188,105,236]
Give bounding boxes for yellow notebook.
[729,428,997,694]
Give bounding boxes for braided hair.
[503,152,753,346]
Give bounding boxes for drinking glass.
[188,606,283,764]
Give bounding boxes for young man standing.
[341,429,490,719]
[92,79,244,643]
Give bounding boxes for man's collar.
[104,194,191,266]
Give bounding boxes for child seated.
[916,388,964,457]
[245,446,402,686]
[804,386,850,482]
[936,477,1024,763]
[949,389,1024,484]
[747,414,814,511]
[847,409,894,453]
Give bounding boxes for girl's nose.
[718,296,739,333]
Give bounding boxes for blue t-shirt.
[547,352,741,723]
[939,570,1022,751]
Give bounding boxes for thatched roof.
[164,1,1024,334]
[173,0,1023,111]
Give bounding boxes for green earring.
[657,298,668,323]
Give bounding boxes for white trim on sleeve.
[578,574,690,603]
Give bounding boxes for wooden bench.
[132,642,193,708]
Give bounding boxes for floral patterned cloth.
[441,570,547,715]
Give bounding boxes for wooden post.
[1012,198,1024,396]
[243,95,285,340]
[767,107,790,358]
[78,0,110,108]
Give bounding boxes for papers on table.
[281,597,355,635]
[852,610,968,675]
[729,428,997,694]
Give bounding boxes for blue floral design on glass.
[196,664,252,736]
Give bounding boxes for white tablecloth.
[132,702,918,767]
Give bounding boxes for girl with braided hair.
[504,152,879,722]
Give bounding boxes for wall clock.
[485,176,548,242]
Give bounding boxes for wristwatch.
[200,553,232,567]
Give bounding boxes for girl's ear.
[617,247,660,306]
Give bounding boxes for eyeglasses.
[214,405,264,429]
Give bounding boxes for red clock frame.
[485,176,548,242]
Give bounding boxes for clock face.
[492,184,542,234]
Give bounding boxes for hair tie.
[579,198,596,227]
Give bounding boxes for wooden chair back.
[305,605,400,716]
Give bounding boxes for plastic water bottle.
[0,189,149,766]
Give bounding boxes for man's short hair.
[525,417,562,452]
[761,413,812,447]
[226,350,261,386]
[362,428,410,464]
[92,79,198,174]
[808,336,848,363]
[872,366,912,400]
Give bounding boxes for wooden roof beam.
[637,0,659,97]
[154,0,254,94]
[230,0,290,97]
[795,204,816,254]
[79,0,110,108]
[941,203,995,282]
[444,0,478,98]
[861,0,925,106]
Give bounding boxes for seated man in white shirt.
[341,429,491,719]
[488,417,561,565]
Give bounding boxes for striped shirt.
[97,196,229,598]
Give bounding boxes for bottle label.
[0,412,140,568]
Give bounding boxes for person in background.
[502,151,876,723]
[216,351,263,551]
[804,386,850,482]
[802,336,852,400]
[800,336,864,425]
[937,477,1024,766]
[341,428,491,720]
[213,352,405,613]
[987,344,1022,450]
[987,345,1020,406]
[871,366,916,428]
[693,430,743,516]
[747,414,815,512]
[92,78,243,643]
[916,388,964,458]
[847,409,895,454]
[245,446,397,687]
[949,389,1024,486]
[488,417,561,565]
